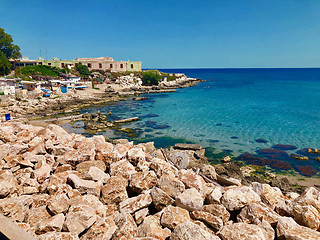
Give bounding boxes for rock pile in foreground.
[1,121,320,240]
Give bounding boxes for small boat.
[74,86,87,90]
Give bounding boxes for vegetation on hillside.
[142,70,162,85]
[0,27,21,76]
[75,62,90,77]
[14,65,69,79]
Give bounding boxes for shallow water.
[62,68,320,174]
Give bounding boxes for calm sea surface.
[62,68,320,173]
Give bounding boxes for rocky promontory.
[1,121,320,239]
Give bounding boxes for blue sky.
[1,0,319,68]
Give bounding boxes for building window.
[120,64,123,68]
[39,62,42,65]
[110,64,113,68]
[131,64,134,69]
[48,63,51,66]
[99,63,102,68]
[61,63,65,68]
[87,63,91,68]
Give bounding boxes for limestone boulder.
[171,221,219,240]
[218,222,274,240]
[160,206,191,229]
[70,194,108,218]
[127,147,146,165]
[100,176,128,205]
[109,159,137,180]
[68,174,100,196]
[33,159,52,183]
[157,175,185,198]
[36,213,65,234]
[292,204,320,230]
[0,128,17,143]
[85,166,110,185]
[26,205,51,231]
[80,216,117,240]
[129,171,157,193]
[0,195,33,222]
[277,216,320,240]
[47,193,70,215]
[205,185,224,204]
[119,192,152,214]
[294,187,320,212]
[0,180,15,198]
[275,198,294,217]
[136,215,171,240]
[76,160,106,173]
[149,157,178,178]
[200,164,217,180]
[202,204,230,224]
[113,212,137,239]
[221,186,260,211]
[64,204,97,235]
[191,210,223,231]
[237,201,279,225]
[150,187,174,210]
[251,182,283,209]
[38,232,80,240]
[178,169,206,196]
[135,208,149,225]
[176,188,204,211]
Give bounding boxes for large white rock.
[68,174,100,196]
[171,221,219,240]
[175,188,204,211]
[221,186,260,211]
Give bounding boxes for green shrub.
[0,92,4,95]
[142,70,162,86]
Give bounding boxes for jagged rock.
[47,193,70,215]
[109,159,137,180]
[70,194,108,218]
[76,160,106,173]
[171,221,219,240]
[150,187,174,210]
[33,159,51,183]
[157,175,185,198]
[221,186,260,211]
[28,142,47,155]
[237,201,280,225]
[0,180,15,198]
[100,176,128,205]
[119,192,152,214]
[191,211,223,231]
[31,194,50,208]
[294,187,320,212]
[64,204,97,235]
[205,185,224,204]
[160,205,191,229]
[222,156,232,163]
[55,164,72,173]
[129,171,157,193]
[251,182,283,209]
[0,195,33,222]
[26,205,51,231]
[286,192,300,200]
[178,169,206,196]
[38,232,80,240]
[127,147,146,165]
[275,198,294,217]
[176,188,204,211]
[149,157,178,178]
[23,152,46,164]
[85,166,110,184]
[36,213,65,234]
[20,178,40,195]
[277,216,320,239]
[135,208,149,225]
[170,151,189,169]
[200,164,217,180]
[114,212,137,239]
[292,204,320,230]
[80,216,117,240]
[136,215,171,240]
[202,204,230,224]
[217,222,274,240]
[0,129,17,143]
[68,174,100,196]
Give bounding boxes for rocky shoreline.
[1,121,320,239]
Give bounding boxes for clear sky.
[1,0,319,68]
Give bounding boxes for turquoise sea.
[63,68,320,176]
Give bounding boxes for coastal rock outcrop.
[0,121,320,240]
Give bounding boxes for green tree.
[0,51,11,76]
[76,62,91,76]
[0,28,21,59]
